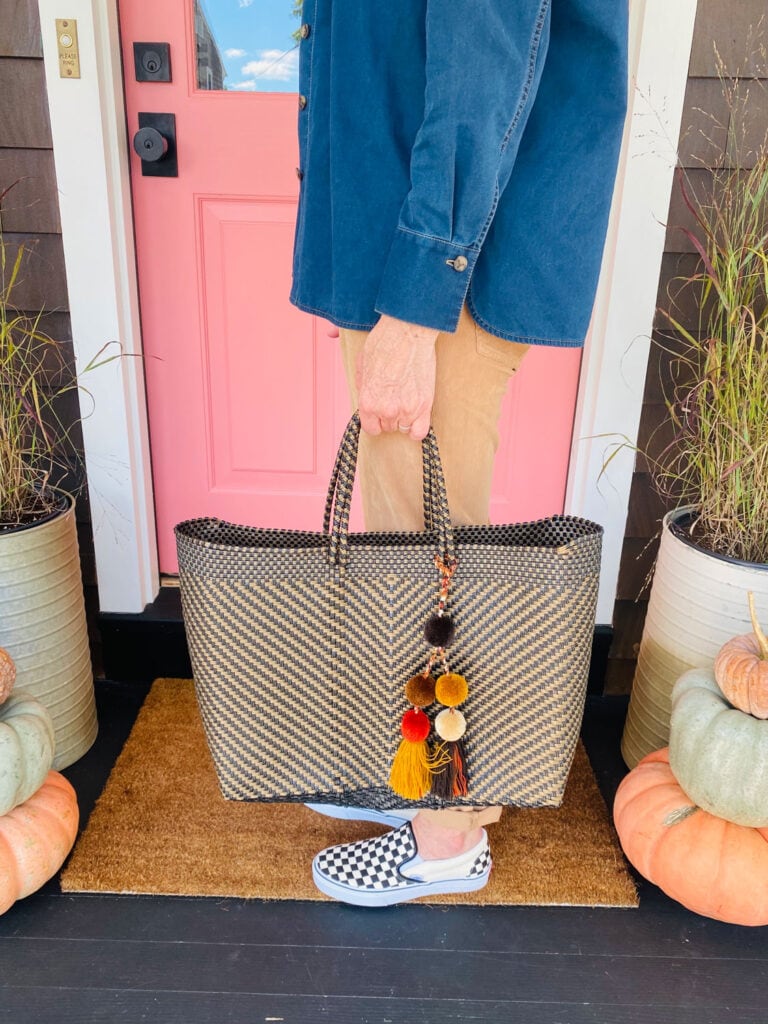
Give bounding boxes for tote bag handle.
[323,413,456,568]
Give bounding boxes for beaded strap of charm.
[388,553,470,801]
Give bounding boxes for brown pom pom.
[404,673,436,708]
[435,673,469,708]
[424,613,455,648]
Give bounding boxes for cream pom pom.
[434,707,466,742]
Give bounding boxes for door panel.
[120,0,581,573]
[198,199,317,482]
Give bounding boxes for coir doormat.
[61,679,638,907]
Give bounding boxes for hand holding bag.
[175,413,602,808]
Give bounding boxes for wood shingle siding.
[0,150,61,232]
[0,61,52,147]
[0,233,68,310]
[0,0,43,58]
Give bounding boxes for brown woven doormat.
[61,679,637,907]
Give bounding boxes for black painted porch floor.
[0,683,766,1024]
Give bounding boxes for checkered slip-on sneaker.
[305,803,418,828]
[312,822,492,907]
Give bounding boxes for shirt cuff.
[373,228,479,333]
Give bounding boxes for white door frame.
[37,0,697,616]
[38,0,157,613]
[565,0,698,622]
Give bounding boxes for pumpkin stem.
[662,805,699,827]
[747,591,768,660]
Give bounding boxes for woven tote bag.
[176,413,602,809]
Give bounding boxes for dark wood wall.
[605,0,768,693]
[0,1,100,671]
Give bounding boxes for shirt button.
[298,94,307,110]
[448,255,468,272]
[295,167,304,181]
[300,23,311,38]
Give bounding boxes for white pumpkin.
[669,667,768,828]
[0,692,56,816]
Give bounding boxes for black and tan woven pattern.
[176,414,602,809]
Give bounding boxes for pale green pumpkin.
[0,692,56,816]
[669,667,768,828]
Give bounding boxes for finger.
[358,409,382,436]
[410,411,431,442]
[380,413,401,434]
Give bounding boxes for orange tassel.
[451,739,468,796]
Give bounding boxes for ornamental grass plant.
[648,43,768,565]
[0,185,99,529]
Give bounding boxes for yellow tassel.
[388,738,433,800]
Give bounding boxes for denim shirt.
[289,1,628,347]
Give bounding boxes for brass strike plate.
[56,19,81,79]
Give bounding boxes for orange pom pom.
[435,673,468,707]
[401,708,431,742]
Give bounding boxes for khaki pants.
[339,302,529,831]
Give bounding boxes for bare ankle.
[411,814,484,860]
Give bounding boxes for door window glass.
[193,0,301,92]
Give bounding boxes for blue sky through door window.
[195,0,301,92]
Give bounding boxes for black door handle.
[133,127,168,162]
[132,113,177,177]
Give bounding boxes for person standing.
[290,0,629,906]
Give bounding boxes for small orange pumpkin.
[613,747,768,926]
[0,648,15,705]
[0,771,79,915]
[714,591,768,718]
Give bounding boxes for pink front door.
[120,1,582,574]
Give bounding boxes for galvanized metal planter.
[0,497,97,769]
[621,507,768,769]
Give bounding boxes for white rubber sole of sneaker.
[312,864,492,907]
[305,803,417,828]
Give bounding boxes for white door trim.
[37,0,696,618]
[38,0,158,613]
[565,0,698,623]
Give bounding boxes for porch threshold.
[99,588,192,683]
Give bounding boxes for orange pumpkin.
[714,592,768,718]
[0,771,79,915]
[613,747,768,926]
[0,648,15,705]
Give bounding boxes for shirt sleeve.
[373,0,551,333]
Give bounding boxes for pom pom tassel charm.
[430,707,469,798]
[389,708,449,800]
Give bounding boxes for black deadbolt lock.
[132,112,178,177]
[133,42,171,82]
